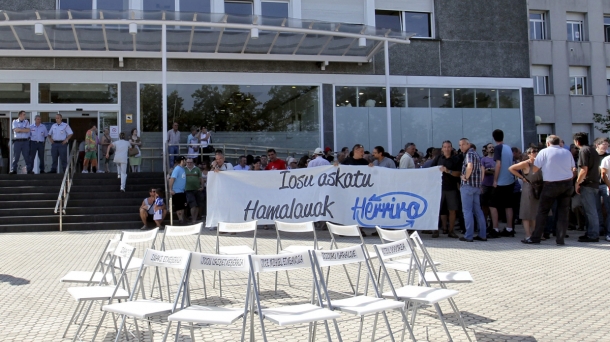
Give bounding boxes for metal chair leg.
[63,301,82,338]
[434,303,453,342]
[370,312,379,342]
[72,300,95,342]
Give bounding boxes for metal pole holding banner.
[384,40,392,154]
[162,24,172,226]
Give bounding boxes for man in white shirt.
[167,122,181,167]
[308,148,330,168]
[211,150,234,171]
[399,142,416,169]
[233,155,250,171]
[522,135,575,245]
[29,114,48,173]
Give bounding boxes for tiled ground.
[0,227,608,342]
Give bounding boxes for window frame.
[605,16,610,43]
[374,9,433,39]
[529,12,546,40]
[533,75,549,95]
[569,76,587,96]
[606,79,610,96]
[567,20,584,41]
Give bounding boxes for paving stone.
[0,228,608,341]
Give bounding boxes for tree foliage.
[593,110,610,134]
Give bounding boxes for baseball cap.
[287,157,297,164]
[175,156,186,162]
[325,147,332,152]
[313,148,324,155]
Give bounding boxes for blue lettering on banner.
[350,192,428,228]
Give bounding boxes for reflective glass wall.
[140,84,320,149]
[336,86,522,154]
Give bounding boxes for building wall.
[0,0,54,11]
[528,0,610,141]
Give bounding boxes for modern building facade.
[528,0,610,142]
[0,0,533,172]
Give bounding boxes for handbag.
[128,147,139,157]
[530,180,543,200]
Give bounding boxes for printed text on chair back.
[326,223,360,237]
[142,248,190,270]
[121,228,159,243]
[373,239,411,259]
[312,244,366,267]
[113,242,135,259]
[275,221,314,233]
[164,223,202,237]
[190,252,250,272]
[250,251,311,273]
[218,220,258,233]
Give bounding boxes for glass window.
[144,0,175,11]
[607,79,610,96]
[453,88,475,108]
[0,83,30,104]
[180,0,211,13]
[59,0,93,10]
[533,76,548,95]
[140,84,320,150]
[39,83,118,104]
[390,87,406,107]
[375,10,402,31]
[498,89,520,108]
[262,1,288,18]
[407,88,429,108]
[605,17,610,42]
[430,88,453,108]
[569,76,586,95]
[97,0,128,11]
[334,86,386,107]
[225,1,253,15]
[529,13,546,40]
[475,89,497,108]
[404,12,431,38]
[336,86,357,107]
[567,20,583,41]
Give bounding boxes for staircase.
[0,172,165,232]
[0,173,64,232]
[66,172,166,230]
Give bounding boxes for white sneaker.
[120,188,125,192]
[97,170,105,173]
[606,235,610,241]
[117,174,120,178]
[82,170,88,173]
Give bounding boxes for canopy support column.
[384,40,392,154]
[162,24,168,172]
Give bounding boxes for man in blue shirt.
[10,110,32,174]
[47,113,73,173]
[29,114,48,173]
[490,129,516,238]
[169,156,187,224]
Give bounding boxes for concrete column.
[322,84,334,150]
[120,82,137,136]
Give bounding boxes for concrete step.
[0,220,147,233]
[70,198,143,207]
[0,200,57,209]
[0,186,60,194]
[0,193,58,201]
[71,184,164,193]
[0,208,56,217]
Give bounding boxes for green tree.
[593,110,610,134]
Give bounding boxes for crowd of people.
[159,128,610,244]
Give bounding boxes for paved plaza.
[0,227,608,342]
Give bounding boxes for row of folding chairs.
[59,223,473,342]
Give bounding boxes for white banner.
[205,166,442,230]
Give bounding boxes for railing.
[54,142,79,231]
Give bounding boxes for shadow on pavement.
[0,274,30,286]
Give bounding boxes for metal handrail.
[166,143,313,164]
[54,142,79,231]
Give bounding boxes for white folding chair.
[274,220,320,292]
[326,222,377,295]
[374,239,472,342]
[60,234,120,285]
[161,223,207,298]
[408,231,473,286]
[63,241,136,342]
[248,251,342,342]
[94,248,191,342]
[163,253,252,342]
[311,245,415,342]
[376,227,441,287]
[110,228,160,272]
[214,220,258,297]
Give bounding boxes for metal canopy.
[0,10,413,63]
